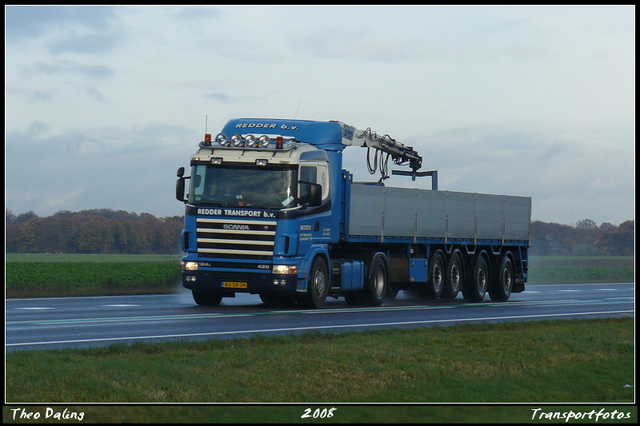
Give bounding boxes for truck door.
[299,163,329,203]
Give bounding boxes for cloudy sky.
[5,5,635,226]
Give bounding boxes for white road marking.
[103,304,141,308]
[7,309,634,348]
[16,307,56,310]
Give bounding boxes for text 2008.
[301,408,337,419]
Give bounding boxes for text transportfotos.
[531,408,631,422]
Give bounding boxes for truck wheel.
[367,253,388,306]
[192,291,223,306]
[441,252,463,299]
[489,254,513,302]
[303,257,329,309]
[463,256,488,303]
[418,251,444,299]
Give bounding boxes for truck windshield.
[189,164,297,209]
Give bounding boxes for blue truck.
[176,118,531,308]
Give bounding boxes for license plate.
[223,281,248,289]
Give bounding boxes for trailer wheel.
[303,256,329,309]
[442,252,463,299]
[367,253,388,306]
[418,250,444,299]
[489,254,513,302]
[192,291,223,306]
[463,255,488,302]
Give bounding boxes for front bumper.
[182,271,298,295]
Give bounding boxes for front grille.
[196,217,276,259]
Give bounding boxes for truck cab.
[176,119,347,308]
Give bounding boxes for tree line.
[530,218,634,256]
[5,209,635,256]
[6,209,184,255]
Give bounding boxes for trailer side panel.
[348,184,531,243]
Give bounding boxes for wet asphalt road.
[6,282,634,351]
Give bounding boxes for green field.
[5,253,181,298]
[4,254,634,299]
[528,256,635,284]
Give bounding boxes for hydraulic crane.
[337,121,438,188]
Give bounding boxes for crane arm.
[337,122,422,172]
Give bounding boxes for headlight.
[215,133,228,145]
[272,265,297,275]
[245,134,257,147]
[182,261,198,271]
[231,134,243,147]
[259,135,271,147]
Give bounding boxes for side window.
[298,165,316,204]
[299,164,330,202]
[190,165,207,201]
[317,164,329,199]
[299,166,317,184]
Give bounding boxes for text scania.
[224,224,249,230]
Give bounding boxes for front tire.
[303,257,330,309]
[192,291,223,306]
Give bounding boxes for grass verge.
[6,318,634,403]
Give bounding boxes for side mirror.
[308,183,322,207]
[176,167,186,202]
